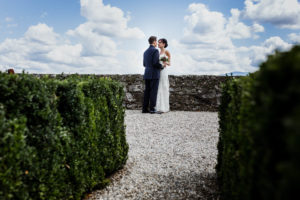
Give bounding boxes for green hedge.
[0,73,128,199]
[217,45,300,200]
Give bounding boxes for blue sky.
[0,0,300,75]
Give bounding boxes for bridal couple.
[142,36,171,114]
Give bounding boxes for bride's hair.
[159,38,168,48]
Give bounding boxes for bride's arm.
[166,50,171,66]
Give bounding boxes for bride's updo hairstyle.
[159,38,168,48]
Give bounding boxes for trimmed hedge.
[0,73,128,199]
[216,46,300,199]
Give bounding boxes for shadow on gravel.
[146,172,219,200]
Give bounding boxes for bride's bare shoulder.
[165,50,171,57]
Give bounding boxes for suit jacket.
[143,45,163,80]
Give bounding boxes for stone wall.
[33,74,229,111]
[98,74,229,112]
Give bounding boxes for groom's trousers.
[143,79,159,112]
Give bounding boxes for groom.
[142,36,165,114]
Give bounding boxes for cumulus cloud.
[169,3,292,75]
[0,0,145,74]
[67,22,118,57]
[0,22,138,74]
[184,4,226,36]
[176,4,240,74]
[25,23,59,45]
[244,0,300,29]
[67,0,145,58]
[252,23,265,33]
[288,33,300,43]
[0,23,81,73]
[0,0,296,75]
[263,36,292,51]
[226,9,252,39]
[237,36,292,66]
[226,9,264,39]
[65,0,145,68]
[172,4,248,75]
[74,0,144,39]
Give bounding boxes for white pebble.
[86,110,219,200]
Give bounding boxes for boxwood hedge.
[0,73,128,199]
[217,45,300,199]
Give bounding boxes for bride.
[156,38,171,113]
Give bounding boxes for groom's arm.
[143,52,146,67]
[152,49,163,69]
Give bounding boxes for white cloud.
[0,23,133,74]
[263,36,292,51]
[67,22,118,57]
[65,0,145,69]
[169,3,292,75]
[0,1,296,75]
[226,9,252,39]
[182,5,264,43]
[251,23,265,39]
[226,8,264,39]
[288,33,300,43]
[0,0,145,74]
[77,0,144,39]
[170,36,293,75]
[0,23,72,73]
[237,36,293,66]
[182,3,233,50]
[172,3,252,75]
[252,23,265,33]
[244,0,300,29]
[25,23,59,45]
[46,44,82,65]
[184,4,226,36]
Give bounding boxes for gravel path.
[87,110,220,200]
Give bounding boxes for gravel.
[86,110,220,200]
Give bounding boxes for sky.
[0,0,300,75]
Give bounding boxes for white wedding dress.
[156,53,170,112]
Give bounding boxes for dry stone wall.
[33,74,229,111]
[98,74,229,111]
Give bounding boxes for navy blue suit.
[142,45,163,112]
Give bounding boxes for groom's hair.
[148,36,157,45]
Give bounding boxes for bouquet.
[160,56,169,63]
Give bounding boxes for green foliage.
[0,73,128,199]
[0,104,31,199]
[217,45,300,200]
